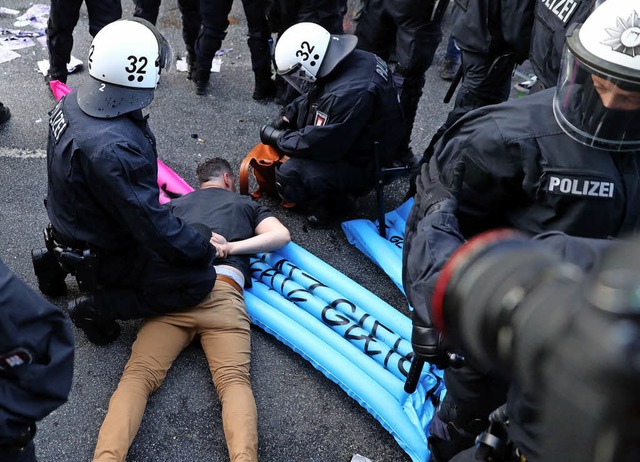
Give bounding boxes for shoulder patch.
[49,99,68,142]
[314,110,328,126]
[0,348,33,371]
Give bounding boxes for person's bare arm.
[210,217,290,258]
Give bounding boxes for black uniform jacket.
[46,91,212,266]
[451,0,535,61]
[530,0,594,88]
[403,88,640,329]
[278,49,405,166]
[0,259,74,444]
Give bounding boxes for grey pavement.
[0,1,463,461]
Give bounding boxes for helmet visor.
[279,62,314,95]
[130,17,173,73]
[553,47,640,151]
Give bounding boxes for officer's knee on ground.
[275,164,308,204]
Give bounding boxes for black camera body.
[432,230,640,462]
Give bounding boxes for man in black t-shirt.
[92,158,290,461]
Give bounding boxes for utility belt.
[44,224,99,292]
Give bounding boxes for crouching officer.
[403,0,640,460]
[259,22,406,227]
[33,18,217,346]
[1,258,74,462]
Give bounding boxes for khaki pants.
[93,281,258,462]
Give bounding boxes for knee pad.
[275,166,308,203]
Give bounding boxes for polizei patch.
[547,175,615,198]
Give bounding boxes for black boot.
[45,66,67,84]
[68,295,120,345]
[31,248,67,297]
[306,195,357,229]
[252,68,276,101]
[0,103,10,125]
[192,62,210,96]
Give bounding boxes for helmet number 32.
[296,42,319,65]
[124,55,148,82]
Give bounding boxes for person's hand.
[416,160,465,215]
[259,124,284,146]
[272,115,290,130]
[411,325,451,370]
[210,232,229,259]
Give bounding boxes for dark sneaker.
[514,75,538,94]
[439,57,459,81]
[0,103,10,125]
[305,196,357,229]
[68,296,120,345]
[306,209,334,229]
[31,248,67,298]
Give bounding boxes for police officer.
[445,0,534,122]
[528,0,601,91]
[34,19,217,346]
[1,257,74,462]
[258,22,406,227]
[46,0,122,83]
[403,0,640,460]
[177,0,274,99]
[354,0,447,160]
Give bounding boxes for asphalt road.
[0,1,458,461]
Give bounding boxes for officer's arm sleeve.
[281,95,306,130]
[533,231,615,273]
[436,113,522,235]
[0,260,74,443]
[403,161,466,329]
[275,92,373,161]
[91,146,213,265]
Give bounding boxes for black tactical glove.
[411,325,450,370]
[416,158,466,216]
[259,124,284,146]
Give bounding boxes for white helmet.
[553,0,640,151]
[274,22,357,93]
[77,18,172,119]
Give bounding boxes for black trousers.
[46,0,122,76]
[445,49,515,129]
[133,0,161,25]
[355,0,443,151]
[91,247,216,320]
[177,0,271,75]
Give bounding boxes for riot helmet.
[553,0,640,151]
[77,18,172,119]
[274,22,357,94]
